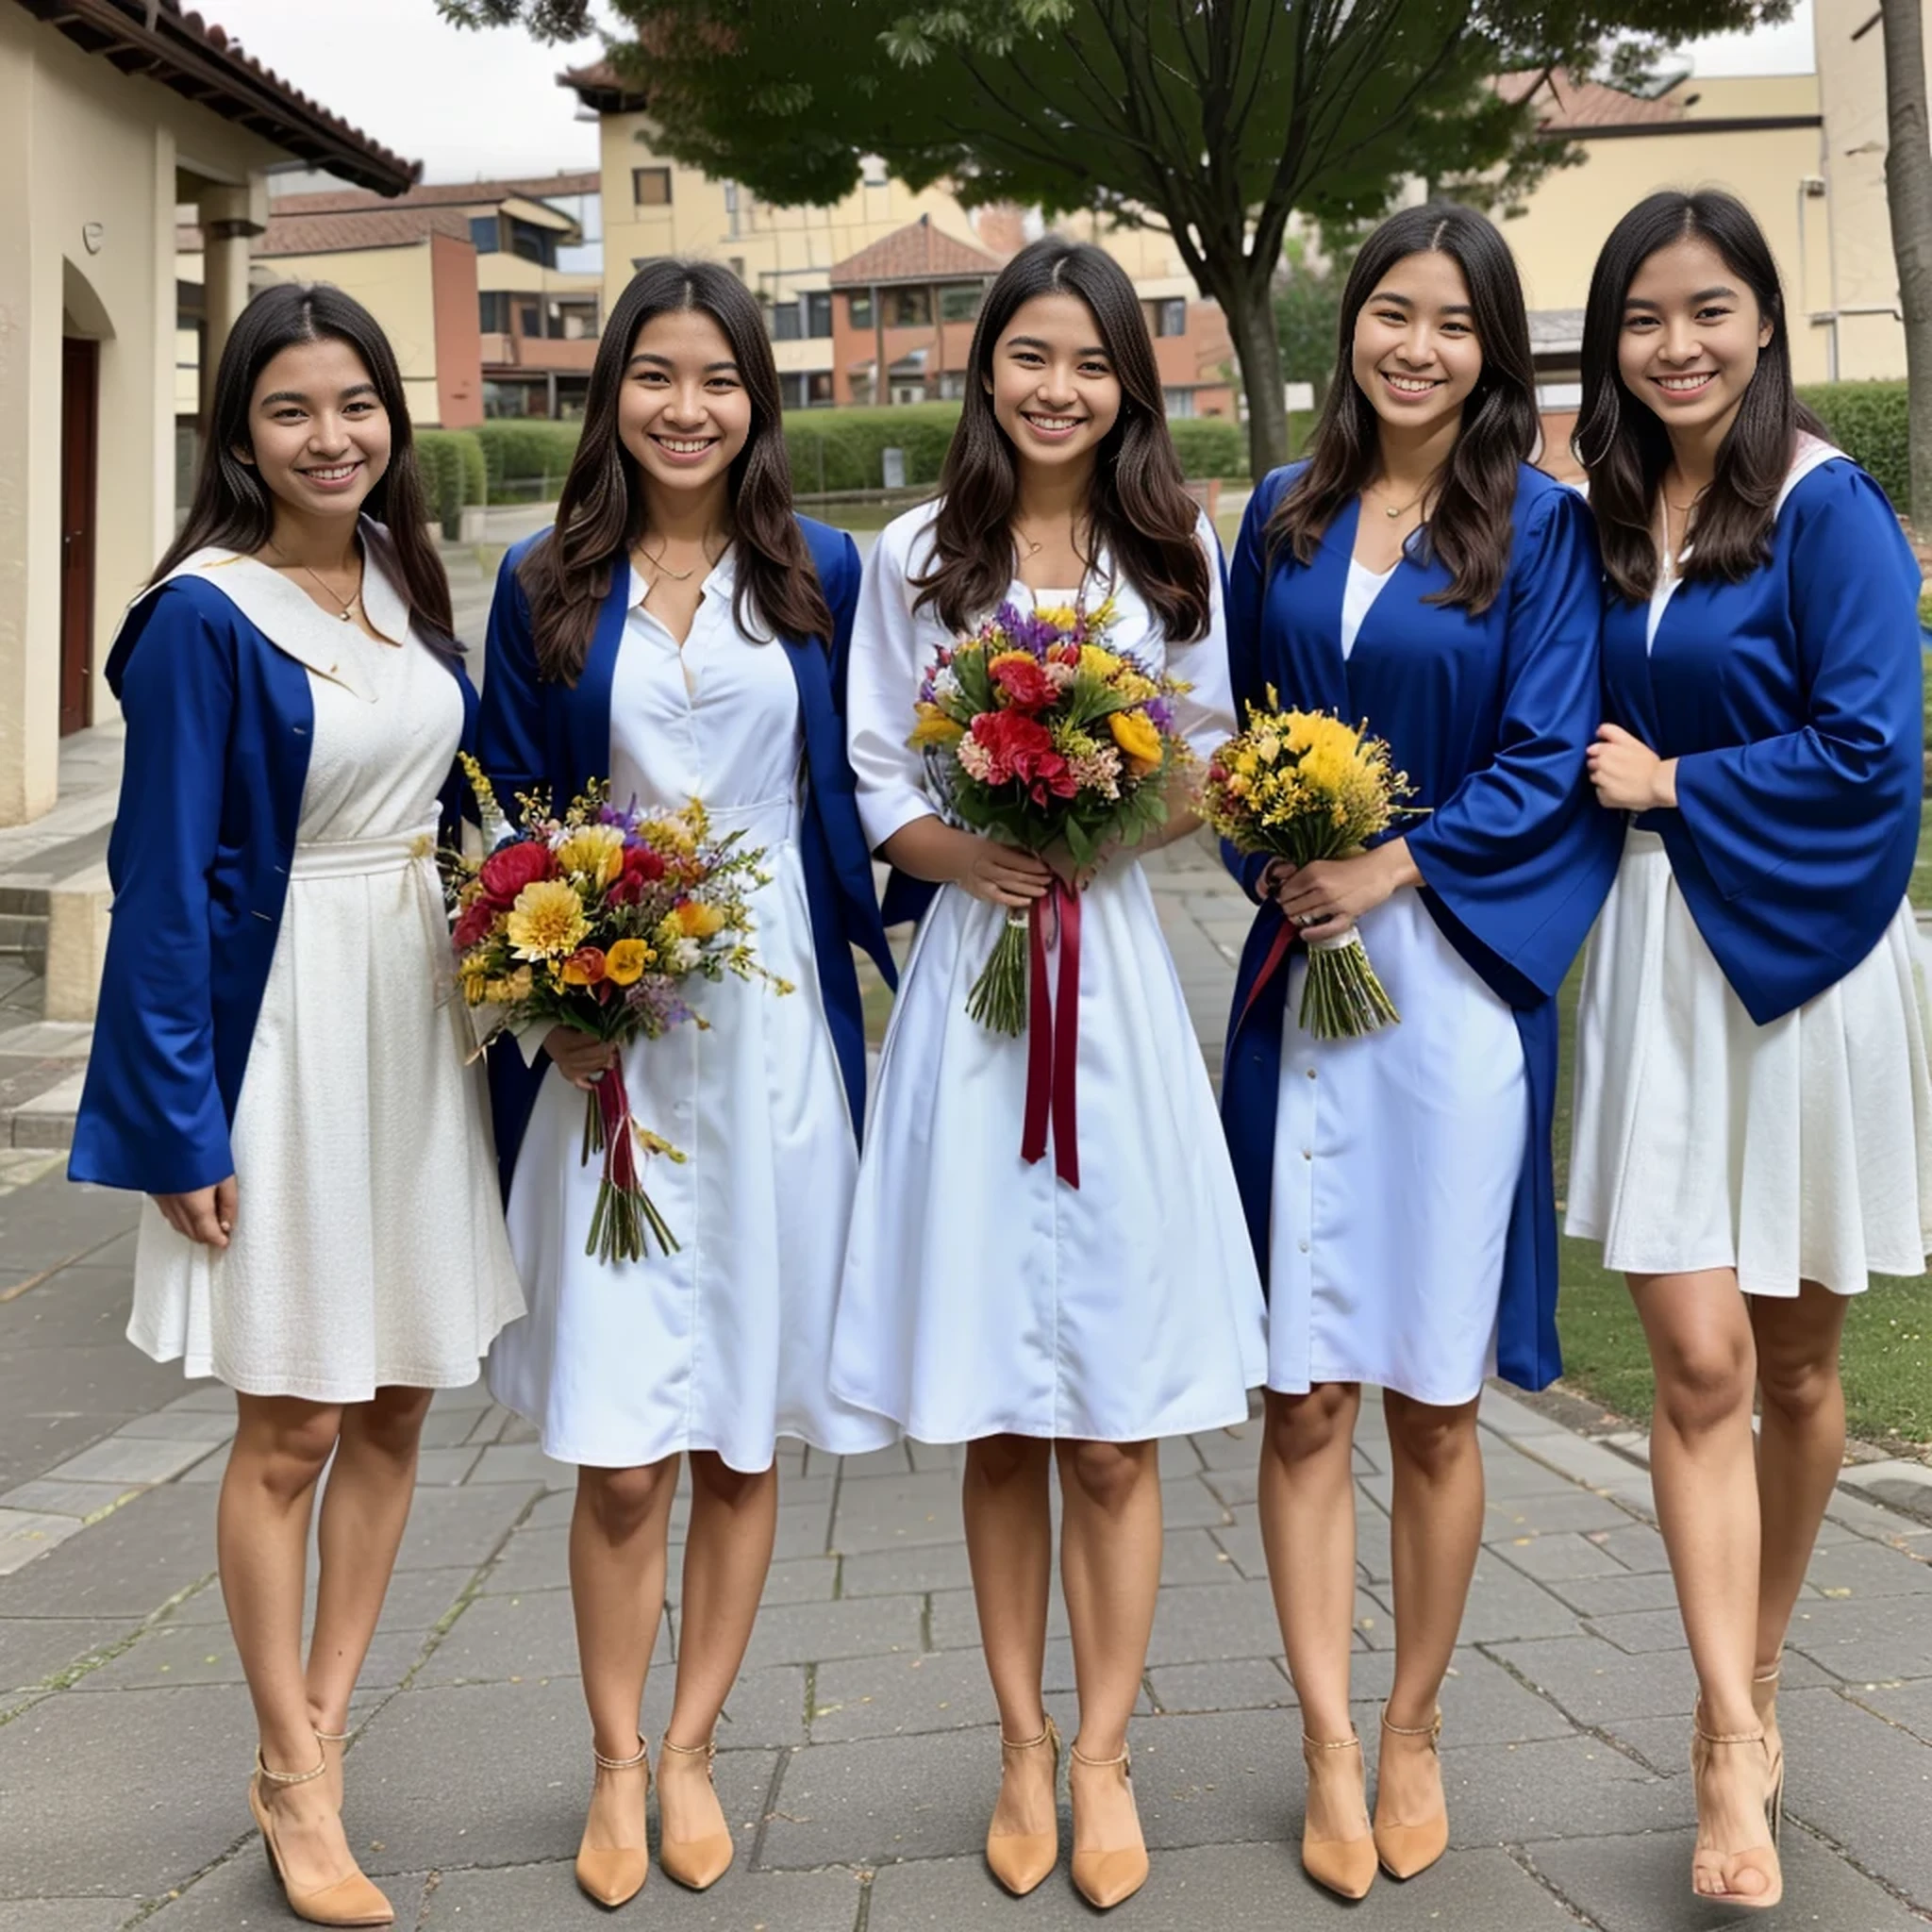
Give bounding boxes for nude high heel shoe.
[1300,1731,1377,1901]
[575,1736,651,1910]
[1690,1718,1784,1912]
[1373,1706,1449,1880]
[248,1749,394,1927]
[1068,1740,1149,1909]
[984,1717,1060,1897]
[656,1736,735,1891]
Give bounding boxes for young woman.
[68,284,525,1927]
[479,258,898,1910]
[834,237,1265,1912]
[1566,190,1931,1913]
[1219,204,1619,1901]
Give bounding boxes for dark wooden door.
[58,336,99,737]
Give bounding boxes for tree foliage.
[444,0,1792,474]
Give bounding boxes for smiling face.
[1617,235,1774,443]
[241,335,391,519]
[1348,250,1484,444]
[984,291,1123,477]
[616,306,754,502]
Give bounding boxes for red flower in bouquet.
[478,840,557,907]
[608,842,668,905]
[561,945,608,986]
[989,652,1058,711]
[452,896,497,950]
[967,710,1077,804]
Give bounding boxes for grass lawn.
[1551,962,1932,1449]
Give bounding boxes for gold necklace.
[1370,481,1430,522]
[269,539,362,623]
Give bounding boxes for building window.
[861,154,888,187]
[808,371,834,406]
[728,257,746,282]
[939,283,982,324]
[482,378,533,419]
[778,372,806,408]
[1146,297,1187,338]
[805,290,833,338]
[888,287,932,327]
[520,303,541,339]
[772,299,804,342]
[554,298,599,341]
[890,379,926,406]
[1162,386,1197,418]
[724,182,740,237]
[469,214,500,255]
[938,370,969,400]
[633,166,672,207]
[849,291,874,328]
[507,217,557,267]
[478,291,512,333]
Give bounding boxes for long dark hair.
[153,282,454,649]
[915,238,1210,642]
[1576,190,1825,602]
[521,258,829,683]
[1269,203,1540,615]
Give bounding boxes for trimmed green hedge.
[1167,415,1249,480]
[783,404,961,495]
[1797,380,1907,508]
[414,429,488,539]
[475,420,584,498]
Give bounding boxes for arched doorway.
[59,258,113,737]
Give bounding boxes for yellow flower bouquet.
[446,760,790,1262]
[1203,697,1419,1040]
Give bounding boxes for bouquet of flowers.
[448,759,789,1262]
[1203,696,1419,1040]
[910,598,1192,1035]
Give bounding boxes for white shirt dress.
[486,556,899,1471]
[1263,560,1529,1407]
[127,550,526,1402]
[829,502,1266,1444]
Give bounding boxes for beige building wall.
[1815,0,1931,379]
[0,8,281,824]
[1500,74,1832,382]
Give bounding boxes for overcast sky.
[203,0,1819,186]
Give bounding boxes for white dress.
[830,502,1266,1444]
[486,554,898,1471]
[128,548,526,1402]
[1265,560,1529,1406]
[1566,444,1932,1295]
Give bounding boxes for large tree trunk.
[1217,270,1291,481]
[1881,0,1932,527]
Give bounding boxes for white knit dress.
[126,551,525,1399]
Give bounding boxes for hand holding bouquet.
[448,760,790,1261]
[1204,697,1419,1040]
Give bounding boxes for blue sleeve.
[826,529,862,715]
[1673,465,1923,904]
[1405,486,1619,1002]
[71,592,236,1192]
[477,544,547,818]
[1220,478,1282,905]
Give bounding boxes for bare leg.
[307,1386,434,1745]
[222,1393,366,1896]
[1749,1283,1850,1676]
[1258,1385,1367,1848]
[1629,1269,1775,1903]
[658,1453,777,1850]
[964,1434,1057,1841]
[1056,1437,1160,1861]
[572,1457,678,1863]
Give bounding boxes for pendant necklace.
[270,540,362,622]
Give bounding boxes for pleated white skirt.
[1566,831,1932,1295]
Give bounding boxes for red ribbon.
[596,1057,638,1195]
[1237,912,1299,1031]
[1020,877,1081,1188]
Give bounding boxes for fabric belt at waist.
[288,824,441,880]
[703,795,799,850]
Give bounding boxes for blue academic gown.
[481,515,896,1195]
[1604,456,1923,1024]
[69,568,477,1198]
[1219,462,1623,1391]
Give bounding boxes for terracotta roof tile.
[272,172,601,216]
[12,0,418,193]
[830,218,1006,288]
[1498,69,1686,131]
